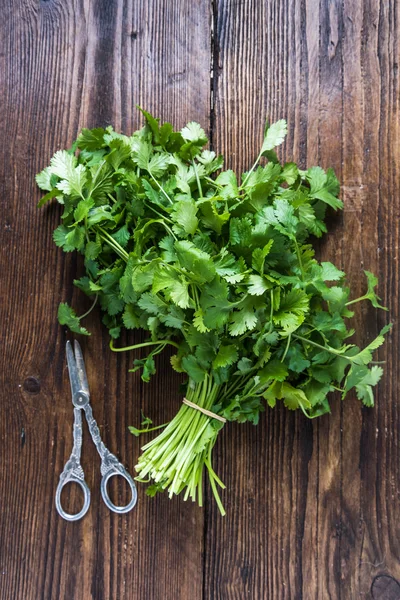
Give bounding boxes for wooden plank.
[205,0,400,599]
[0,1,210,599]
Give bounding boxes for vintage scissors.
[55,340,137,521]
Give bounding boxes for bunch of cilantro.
[37,108,390,514]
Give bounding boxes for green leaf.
[213,345,238,369]
[181,355,206,383]
[200,277,231,329]
[260,120,288,154]
[229,298,258,336]
[53,225,74,251]
[171,198,199,235]
[131,355,156,382]
[320,262,345,281]
[252,240,274,274]
[264,381,310,411]
[137,106,161,143]
[85,239,102,260]
[285,344,310,373]
[100,293,125,316]
[36,167,53,191]
[87,205,115,226]
[307,167,343,210]
[361,270,388,310]
[174,240,216,282]
[197,150,224,174]
[193,309,210,333]
[169,279,190,309]
[74,197,94,223]
[350,325,391,366]
[142,179,165,208]
[258,359,288,383]
[58,302,90,335]
[198,199,230,233]
[138,292,167,315]
[56,164,87,200]
[215,170,239,199]
[77,128,106,150]
[123,305,140,329]
[111,224,131,248]
[160,306,185,329]
[355,366,384,407]
[64,226,85,251]
[180,122,208,145]
[247,274,271,296]
[281,162,299,185]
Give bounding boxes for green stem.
[144,202,174,223]
[293,334,356,363]
[281,333,291,362]
[293,238,304,280]
[240,151,262,188]
[79,294,98,320]
[345,295,368,307]
[110,339,179,352]
[192,160,203,198]
[97,227,129,261]
[149,173,173,205]
[293,334,341,356]
[135,376,226,513]
[130,422,169,436]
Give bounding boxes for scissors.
[55,340,137,521]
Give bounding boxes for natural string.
[182,398,227,423]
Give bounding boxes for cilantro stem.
[281,333,291,361]
[293,334,357,363]
[293,239,304,280]
[79,294,98,320]
[130,422,169,436]
[240,151,262,188]
[267,289,274,333]
[293,334,339,355]
[345,295,368,307]
[192,160,203,198]
[135,377,226,514]
[144,202,174,224]
[97,227,129,261]
[110,339,179,351]
[149,173,173,205]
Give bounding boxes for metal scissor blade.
[73,340,90,396]
[66,340,81,400]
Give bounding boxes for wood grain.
[0,1,210,599]
[206,0,400,599]
[0,0,399,599]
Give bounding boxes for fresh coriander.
[37,109,391,514]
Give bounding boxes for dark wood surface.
[0,1,399,598]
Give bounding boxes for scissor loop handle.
[55,474,91,522]
[100,465,137,514]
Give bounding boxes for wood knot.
[371,574,400,600]
[23,376,41,395]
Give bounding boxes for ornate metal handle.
[100,462,137,514]
[55,407,91,521]
[84,403,137,514]
[55,458,91,521]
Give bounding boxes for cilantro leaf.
[260,120,288,154]
[58,302,90,335]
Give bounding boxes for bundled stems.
[135,374,226,515]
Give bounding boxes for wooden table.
[1,1,399,598]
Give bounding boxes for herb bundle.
[37,109,390,514]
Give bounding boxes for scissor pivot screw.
[73,394,89,408]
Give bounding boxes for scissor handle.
[55,469,91,522]
[100,464,137,514]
